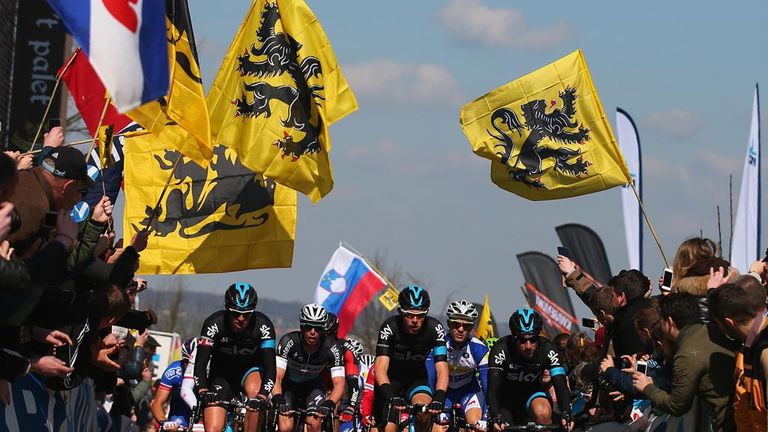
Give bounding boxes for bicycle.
[439,404,486,432]
[389,403,439,432]
[501,422,563,431]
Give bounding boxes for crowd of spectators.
[553,239,768,431]
[1,127,161,431]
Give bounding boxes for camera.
[621,357,632,370]
[42,211,58,229]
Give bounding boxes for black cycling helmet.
[398,285,430,312]
[508,308,543,337]
[325,312,339,335]
[225,282,257,313]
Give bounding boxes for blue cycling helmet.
[398,285,430,312]
[509,308,543,337]
[225,282,257,313]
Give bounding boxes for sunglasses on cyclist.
[514,335,539,344]
[448,321,473,330]
[228,310,254,318]
[300,324,325,331]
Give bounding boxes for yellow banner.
[128,1,212,166]
[460,50,630,200]
[476,294,494,340]
[378,286,400,311]
[123,133,296,274]
[207,0,357,203]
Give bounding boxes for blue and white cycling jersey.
[427,336,489,393]
[159,360,192,427]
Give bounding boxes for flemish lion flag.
[123,135,297,274]
[460,50,630,200]
[476,295,494,340]
[207,0,357,203]
[127,0,212,166]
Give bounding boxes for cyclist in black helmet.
[374,285,448,432]
[487,308,572,430]
[194,282,277,432]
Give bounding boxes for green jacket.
[642,324,736,431]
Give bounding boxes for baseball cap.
[41,147,95,188]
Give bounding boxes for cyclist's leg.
[277,386,296,432]
[204,378,232,432]
[407,378,433,432]
[460,390,484,428]
[525,391,553,425]
[374,380,403,432]
[241,366,264,432]
[304,388,327,432]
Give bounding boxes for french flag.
[47,0,168,112]
[316,245,387,338]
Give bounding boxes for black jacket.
[608,297,653,357]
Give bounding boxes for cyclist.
[151,338,197,431]
[194,283,277,432]
[487,308,571,430]
[272,304,346,432]
[427,300,489,430]
[374,285,449,432]
[323,313,364,424]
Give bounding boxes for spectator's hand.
[0,202,15,243]
[91,196,113,224]
[707,266,731,290]
[92,335,120,371]
[608,390,625,402]
[54,210,79,250]
[749,261,767,278]
[93,233,111,258]
[557,255,576,275]
[135,329,149,347]
[599,355,614,373]
[30,355,73,377]
[131,229,149,252]
[0,379,9,406]
[33,327,73,346]
[620,354,637,373]
[16,154,33,170]
[0,241,14,261]
[43,126,64,148]
[141,367,152,382]
[632,371,653,392]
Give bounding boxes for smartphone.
[581,318,598,329]
[48,118,61,130]
[661,268,673,292]
[636,360,648,375]
[51,343,71,366]
[42,211,58,229]
[557,246,572,259]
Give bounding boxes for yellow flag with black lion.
[460,50,630,201]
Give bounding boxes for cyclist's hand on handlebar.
[160,420,181,431]
[390,396,407,411]
[246,396,268,412]
[198,389,218,406]
[561,415,574,432]
[427,399,443,414]
[489,416,506,432]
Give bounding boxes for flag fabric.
[207,0,358,203]
[123,135,297,274]
[459,50,631,200]
[378,286,400,311]
[616,108,643,271]
[476,295,494,340]
[59,49,133,136]
[731,85,761,273]
[555,223,612,286]
[83,122,143,207]
[315,245,386,337]
[127,0,212,166]
[47,0,169,112]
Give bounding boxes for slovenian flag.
[316,245,387,337]
[47,0,168,112]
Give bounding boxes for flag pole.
[84,94,112,163]
[29,49,79,152]
[629,180,669,267]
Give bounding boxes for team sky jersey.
[159,360,192,424]
[487,336,570,417]
[276,332,345,383]
[194,310,277,395]
[427,336,489,390]
[375,315,448,368]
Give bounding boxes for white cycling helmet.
[446,300,479,323]
[344,338,365,358]
[359,354,375,370]
[300,303,328,327]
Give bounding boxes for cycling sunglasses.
[227,309,254,318]
[514,335,539,344]
[448,321,473,330]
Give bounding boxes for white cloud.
[344,61,465,106]
[643,109,704,138]
[438,0,574,51]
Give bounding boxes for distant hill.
[139,288,305,339]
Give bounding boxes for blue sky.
[133,0,768,324]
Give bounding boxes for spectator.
[633,293,736,431]
[671,238,739,296]
[708,272,768,431]
[607,270,653,357]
